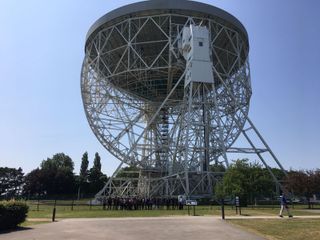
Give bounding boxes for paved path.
[1,217,265,240]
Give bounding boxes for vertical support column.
[202,84,210,172]
[211,82,229,167]
[167,15,173,176]
[184,81,193,198]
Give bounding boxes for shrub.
[0,201,29,230]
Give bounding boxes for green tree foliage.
[214,181,227,200]
[79,152,89,182]
[24,168,46,196]
[88,153,102,183]
[77,152,89,198]
[41,153,74,172]
[88,152,107,194]
[24,153,76,197]
[210,162,226,172]
[92,152,101,172]
[0,167,24,198]
[222,159,250,198]
[218,159,282,204]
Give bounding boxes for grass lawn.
[27,206,216,218]
[25,200,320,219]
[228,218,320,240]
[22,201,320,239]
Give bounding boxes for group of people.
[99,194,293,217]
[101,197,184,210]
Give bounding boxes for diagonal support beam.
[212,65,288,190]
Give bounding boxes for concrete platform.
[1,216,265,240]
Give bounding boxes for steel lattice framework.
[81,0,286,199]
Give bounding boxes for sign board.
[186,200,198,206]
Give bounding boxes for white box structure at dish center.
[182,25,214,86]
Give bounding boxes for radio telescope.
[81,0,286,199]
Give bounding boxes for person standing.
[279,194,293,218]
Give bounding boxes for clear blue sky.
[0,0,319,176]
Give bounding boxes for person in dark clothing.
[102,198,107,210]
[279,194,293,218]
[107,197,112,210]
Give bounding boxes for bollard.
[221,198,225,220]
[71,199,74,211]
[52,207,56,222]
[52,200,57,222]
[193,206,195,216]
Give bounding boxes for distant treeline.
[1,152,107,199]
[1,155,319,206]
[214,159,320,206]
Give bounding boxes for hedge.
[0,201,29,230]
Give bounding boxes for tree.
[217,159,281,205]
[41,153,74,172]
[88,152,107,194]
[88,153,102,184]
[0,167,24,198]
[285,170,320,208]
[214,181,227,200]
[222,159,250,202]
[210,162,226,172]
[24,168,46,196]
[42,153,75,196]
[311,169,320,194]
[92,152,101,173]
[77,152,89,198]
[80,152,89,182]
[24,153,76,197]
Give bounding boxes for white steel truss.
[81,13,286,199]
